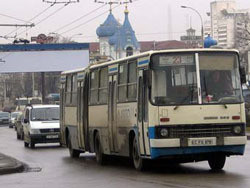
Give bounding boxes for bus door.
[77,80,85,149]
[137,69,148,156]
[108,74,118,152]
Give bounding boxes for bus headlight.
[160,128,169,137]
[233,126,242,134]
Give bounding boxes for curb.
[0,153,25,175]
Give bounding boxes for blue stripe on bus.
[148,127,155,139]
[109,67,118,72]
[138,59,149,66]
[150,145,245,159]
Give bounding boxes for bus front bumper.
[149,136,246,159]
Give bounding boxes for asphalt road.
[0,126,250,188]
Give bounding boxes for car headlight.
[233,126,242,134]
[30,129,40,134]
[160,128,169,137]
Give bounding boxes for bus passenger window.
[66,75,72,105]
[71,74,77,105]
[128,61,137,101]
[90,70,99,105]
[118,63,128,102]
[99,67,108,104]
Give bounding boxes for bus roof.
[89,48,239,70]
[61,67,87,75]
[61,48,239,75]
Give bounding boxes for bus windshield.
[199,53,243,103]
[151,53,198,105]
[150,52,243,105]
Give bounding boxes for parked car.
[243,89,250,123]
[15,113,24,140]
[23,104,60,148]
[0,112,10,125]
[9,111,22,128]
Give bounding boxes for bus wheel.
[30,141,35,149]
[21,132,24,140]
[17,132,20,140]
[68,135,80,158]
[24,141,29,147]
[95,133,105,165]
[208,154,226,170]
[132,137,145,171]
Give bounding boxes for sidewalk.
[0,153,25,175]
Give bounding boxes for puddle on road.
[23,164,42,173]
[25,167,42,173]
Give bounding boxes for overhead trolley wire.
[15,3,70,38]
[60,4,121,35]
[4,3,56,38]
[0,13,32,24]
[53,4,106,33]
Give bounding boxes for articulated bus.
[60,49,247,170]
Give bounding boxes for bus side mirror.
[240,67,246,84]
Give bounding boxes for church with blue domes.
[96,6,140,60]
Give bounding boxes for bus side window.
[99,67,108,104]
[118,63,128,102]
[72,74,78,105]
[128,61,137,101]
[66,75,72,105]
[90,70,99,105]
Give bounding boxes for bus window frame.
[117,59,138,103]
[89,69,99,105]
[99,67,108,105]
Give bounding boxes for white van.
[23,104,60,148]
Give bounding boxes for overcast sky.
[0,0,249,44]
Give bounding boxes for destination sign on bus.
[159,55,194,66]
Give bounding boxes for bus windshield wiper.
[174,85,195,110]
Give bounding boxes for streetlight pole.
[181,5,204,48]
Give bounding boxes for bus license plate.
[46,135,58,139]
[188,137,216,147]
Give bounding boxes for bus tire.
[17,132,20,140]
[208,154,226,170]
[21,132,24,140]
[24,141,29,147]
[30,141,35,149]
[132,136,146,171]
[95,132,105,165]
[68,135,80,158]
